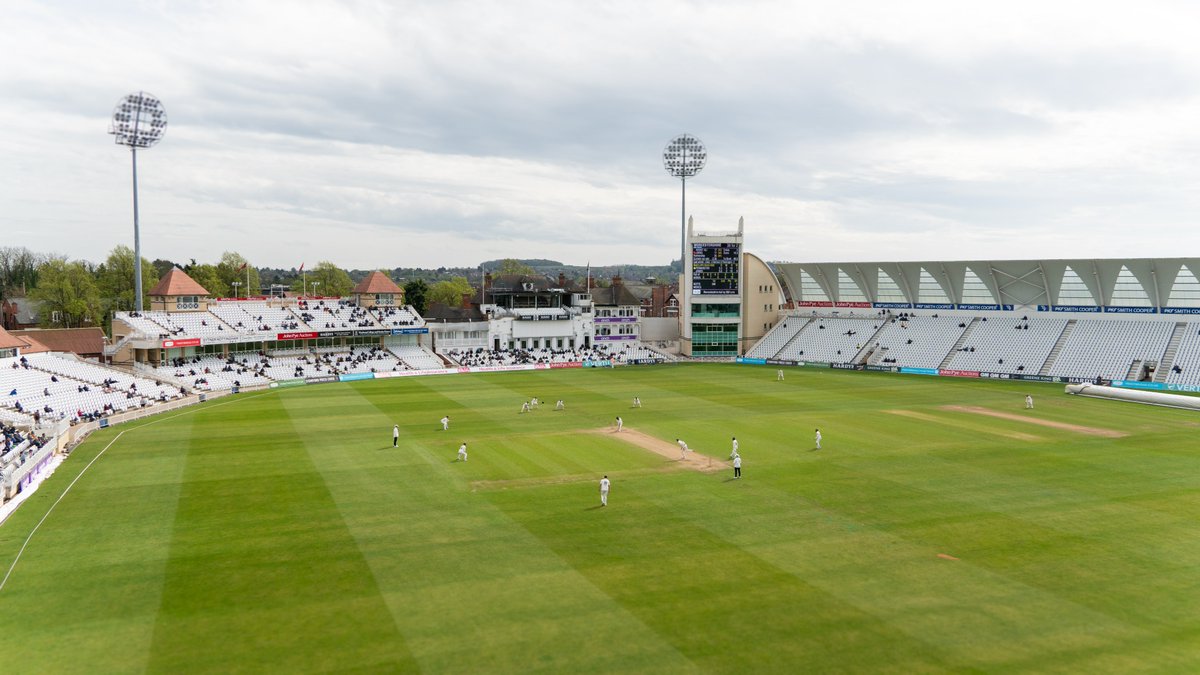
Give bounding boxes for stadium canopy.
[769,258,1200,311]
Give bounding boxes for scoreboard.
[691,242,740,295]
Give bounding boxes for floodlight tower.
[109,92,168,313]
[663,134,707,273]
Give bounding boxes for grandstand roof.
[149,267,209,297]
[772,258,1200,310]
[11,327,105,356]
[591,283,641,307]
[353,271,403,295]
[0,325,28,350]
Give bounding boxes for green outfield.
[1,364,1198,673]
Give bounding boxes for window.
[176,295,199,310]
[837,269,868,302]
[917,268,950,303]
[961,267,996,304]
[876,270,906,303]
[1110,266,1151,306]
[1058,266,1097,305]
[1166,266,1200,307]
[692,323,739,356]
[799,271,828,303]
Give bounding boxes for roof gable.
[149,267,209,297]
[353,271,403,295]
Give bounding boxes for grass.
[0,363,1198,673]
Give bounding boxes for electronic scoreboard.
[691,242,740,295]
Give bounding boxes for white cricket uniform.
[1025,396,1033,409]
[600,477,610,505]
[457,444,468,461]
[815,430,822,449]
[616,417,623,431]
[678,439,689,458]
[441,417,449,430]
[731,439,739,458]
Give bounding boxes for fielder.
[1025,394,1034,409]
[457,442,468,462]
[521,402,531,413]
[632,396,642,408]
[555,399,565,410]
[393,424,400,448]
[777,369,785,381]
[814,428,822,450]
[615,416,623,432]
[730,436,739,459]
[599,475,610,506]
[677,438,690,460]
[440,415,450,431]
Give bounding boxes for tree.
[216,252,261,298]
[0,246,44,302]
[30,258,102,328]
[403,279,429,314]
[97,245,159,314]
[496,258,536,276]
[290,261,353,297]
[188,264,223,297]
[427,277,474,308]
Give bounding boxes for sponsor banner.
[339,373,375,382]
[162,337,201,348]
[914,303,954,310]
[305,375,338,385]
[277,331,318,340]
[628,358,664,365]
[865,364,899,372]
[583,360,613,368]
[594,316,638,324]
[1111,380,1166,391]
[1161,307,1200,315]
[900,367,939,375]
[465,364,543,373]
[393,327,429,334]
[830,362,863,370]
[373,368,458,379]
[872,302,913,309]
[737,357,767,365]
[1103,306,1157,314]
[797,300,833,307]
[98,418,109,429]
[955,303,1015,311]
[212,296,271,302]
[355,329,392,337]
[198,393,207,402]
[938,369,980,378]
[765,358,798,366]
[834,301,871,308]
[1165,383,1200,393]
[550,361,583,369]
[594,334,637,341]
[802,361,830,368]
[270,379,307,388]
[1037,305,1101,313]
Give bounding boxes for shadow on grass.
[584,505,605,511]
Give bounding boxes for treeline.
[1,248,676,335]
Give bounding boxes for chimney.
[557,272,566,287]
[611,274,623,287]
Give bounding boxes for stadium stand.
[745,319,809,359]
[1158,323,1200,386]
[1045,320,1174,381]
[387,345,444,370]
[869,316,970,369]
[775,318,879,363]
[940,317,1068,374]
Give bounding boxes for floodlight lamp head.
[109,91,167,149]
[663,133,707,179]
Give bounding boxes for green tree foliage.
[496,258,537,276]
[403,279,429,314]
[290,261,353,297]
[187,264,223,297]
[427,277,474,308]
[97,245,159,313]
[0,246,45,302]
[216,252,261,297]
[30,258,102,328]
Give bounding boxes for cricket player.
[730,436,739,459]
[441,416,450,431]
[814,428,822,450]
[733,454,742,479]
[1025,395,1034,409]
[457,442,468,462]
[677,438,689,459]
[777,369,784,381]
[530,397,539,409]
[600,475,610,506]
[521,402,530,413]
[632,396,642,408]
[615,416,623,432]
[393,424,399,448]
[555,399,565,410]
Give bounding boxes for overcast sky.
[3,1,1200,270]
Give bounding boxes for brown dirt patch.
[584,427,729,473]
[941,405,1128,438]
[885,409,1043,442]
[937,553,960,561]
